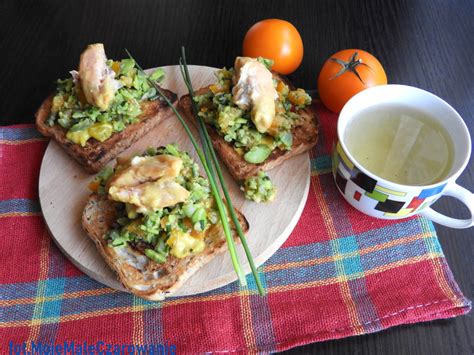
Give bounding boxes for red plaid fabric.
[0,106,471,354]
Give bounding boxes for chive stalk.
[179,48,265,295]
[126,50,247,287]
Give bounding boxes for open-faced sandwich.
[36,43,177,173]
[82,144,248,300]
[179,57,318,202]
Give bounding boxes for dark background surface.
[1,0,473,353]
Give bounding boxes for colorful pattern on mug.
[332,142,447,219]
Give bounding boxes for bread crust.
[82,193,249,301]
[36,88,178,173]
[178,75,319,180]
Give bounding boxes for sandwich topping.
[78,43,119,111]
[108,155,190,213]
[240,171,276,203]
[47,43,165,147]
[194,56,311,202]
[90,145,220,262]
[232,57,278,133]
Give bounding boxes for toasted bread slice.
[82,193,249,301]
[36,88,177,173]
[178,75,318,180]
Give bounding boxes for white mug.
[333,84,473,228]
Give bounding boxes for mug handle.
[420,183,474,229]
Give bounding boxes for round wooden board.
[39,65,310,297]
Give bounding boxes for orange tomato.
[318,49,387,113]
[243,19,303,75]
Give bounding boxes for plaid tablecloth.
[0,104,471,353]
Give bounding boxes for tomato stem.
[329,52,371,84]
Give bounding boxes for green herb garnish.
[126,48,265,295]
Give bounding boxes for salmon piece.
[78,43,118,110]
[232,57,278,133]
